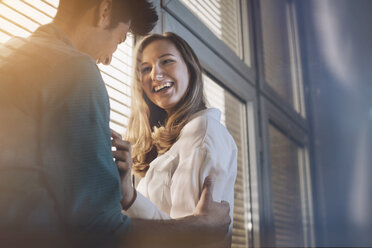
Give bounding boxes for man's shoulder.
[0,37,99,91]
[0,34,94,72]
[55,53,98,77]
[42,55,104,102]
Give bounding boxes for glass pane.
[260,0,306,117]
[268,124,305,247]
[241,0,252,67]
[204,75,253,247]
[180,0,243,58]
[0,0,133,135]
[99,34,134,135]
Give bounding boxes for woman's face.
[139,39,190,113]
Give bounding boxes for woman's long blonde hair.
[126,32,206,177]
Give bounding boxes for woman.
[120,32,237,223]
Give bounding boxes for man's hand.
[111,129,135,209]
[194,176,231,238]
[127,177,231,248]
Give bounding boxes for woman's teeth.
[154,82,172,92]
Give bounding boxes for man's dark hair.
[55,0,158,35]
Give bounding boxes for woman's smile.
[153,81,174,93]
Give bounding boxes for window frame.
[253,0,308,131]
[241,0,255,68]
[259,96,314,247]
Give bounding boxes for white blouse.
[125,108,237,223]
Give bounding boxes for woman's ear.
[97,0,112,28]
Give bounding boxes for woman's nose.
[151,66,164,81]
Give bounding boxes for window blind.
[0,0,133,135]
[98,39,133,134]
[260,0,305,117]
[204,75,252,248]
[268,124,306,247]
[180,0,242,57]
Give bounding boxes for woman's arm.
[111,130,237,223]
[109,134,232,247]
[111,130,135,210]
[111,131,171,219]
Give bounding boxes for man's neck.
[53,20,82,49]
[53,19,97,60]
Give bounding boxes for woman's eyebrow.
[141,53,175,66]
[159,53,175,59]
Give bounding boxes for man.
[0,0,230,247]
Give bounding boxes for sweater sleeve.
[40,56,130,235]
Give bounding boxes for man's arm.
[41,56,130,234]
[122,177,231,248]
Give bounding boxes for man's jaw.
[96,55,112,65]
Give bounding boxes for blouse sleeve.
[125,191,171,219]
[125,148,211,219]
[126,140,237,223]
[170,145,237,223]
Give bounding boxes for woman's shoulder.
[180,108,219,136]
[176,108,236,151]
[186,108,222,130]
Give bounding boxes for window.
[0,0,133,134]
[180,0,243,58]
[163,0,255,85]
[260,98,314,247]
[98,39,133,134]
[269,124,305,247]
[0,0,56,42]
[260,0,306,117]
[204,75,253,248]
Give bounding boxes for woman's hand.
[111,129,132,176]
[111,129,136,210]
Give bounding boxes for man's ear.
[97,0,112,28]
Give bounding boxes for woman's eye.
[162,59,174,65]
[141,67,151,74]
